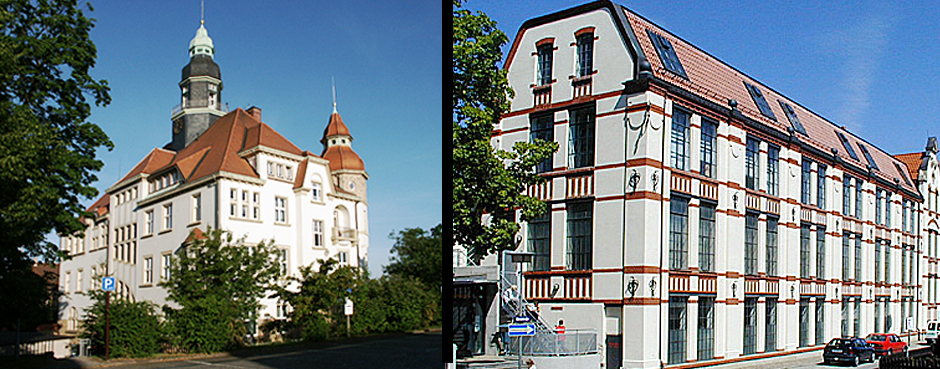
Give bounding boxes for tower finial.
[332,76,337,114]
[201,0,205,25]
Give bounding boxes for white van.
[927,320,940,344]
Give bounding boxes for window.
[843,175,852,215]
[767,145,779,196]
[76,270,83,293]
[537,43,553,86]
[277,300,290,319]
[766,217,778,277]
[699,203,715,272]
[855,299,862,336]
[230,203,237,216]
[671,108,690,171]
[566,202,593,270]
[841,298,850,337]
[875,240,882,282]
[817,226,826,279]
[163,204,173,230]
[669,198,689,270]
[144,257,153,284]
[530,114,554,173]
[766,299,777,352]
[275,197,287,223]
[568,106,595,169]
[902,246,908,285]
[528,213,551,272]
[817,164,826,209]
[903,201,910,232]
[896,163,912,186]
[744,298,757,355]
[801,160,812,205]
[278,248,289,275]
[858,143,879,170]
[697,297,714,360]
[745,138,759,190]
[700,118,717,178]
[313,220,323,247]
[744,82,776,120]
[576,33,593,77]
[855,180,863,219]
[91,267,98,290]
[779,101,805,134]
[267,162,274,176]
[815,298,825,345]
[885,240,891,283]
[311,183,322,201]
[162,254,172,281]
[242,204,248,218]
[843,232,851,280]
[745,213,758,275]
[192,194,201,222]
[667,297,688,364]
[876,189,884,225]
[647,30,687,78]
[799,299,809,347]
[253,192,261,220]
[836,131,859,160]
[64,272,70,294]
[800,225,811,278]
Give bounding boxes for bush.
[164,295,241,353]
[82,291,164,358]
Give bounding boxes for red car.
[864,333,907,357]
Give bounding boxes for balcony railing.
[332,227,358,242]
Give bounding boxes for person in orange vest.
[555,319,566,334]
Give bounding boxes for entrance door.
[606,335,622,369]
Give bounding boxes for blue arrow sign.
[102,277,115,292]
[508,324,536,337]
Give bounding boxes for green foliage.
[163,228,280,353]
[0,257,60,330]
[82,290,163,358]
[0,0,112,262]
[275,259,357,341]
[452,1,556,262]
[384,224,442,291]
[378,275,438,331]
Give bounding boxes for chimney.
[247,106,262,121]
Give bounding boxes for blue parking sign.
[102,277,115,292]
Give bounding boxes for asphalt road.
[712,340,930,369]
[126,331,442,369]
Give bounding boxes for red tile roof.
[322,145,365,171]
[322,112,351,141]
[116,148,175,184]
[185,227,207,242]
[85,194,110,217]
[623,7,917,194]
[893,152,922,181]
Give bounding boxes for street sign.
[513,315,531,323]
[907,317,915,331]
[507,324,536,337]
[102,277,115,292]
[344,297,354,316]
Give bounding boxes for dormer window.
[536,40,554,86]
[576,31,594,77]
[311,182,322,202]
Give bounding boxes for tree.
[162,228,280,353]
[275,258,361,341]
[384,224,442,291]
[82,290,164,358]
[453,0,557,262]
[0,0,112,262]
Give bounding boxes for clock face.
[173,119,183,134]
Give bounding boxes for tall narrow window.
[875,298,882,333]
[576,33,593,77]
[885,240,891,283]
[801,160,812,205]
[766,217,778,277]
[817,226,826,279]
[854,299,861,336]
[531,114,554,173]
[817,164,826,209]
[901,247,908,286]
[697,297,714,360]
[700,118,717,178]
[146,211,154,234]
[669,198,689,270]
[843,175,852,215]
[699,202,715,272]
[311,183,322,202]
[537,43,553,86]
[800,225,811,278]
[568,106,595,169]
[815,298,825,345]
[745,138,759,190]
[670,108,690,171]
[767,145,779,196]
[743,298,757,354]
[313,220,323,247]
[278,249,289,275]
[566,202,593,270]
[856,180,863,219]
[528,213,551,272]
[192,194,202,222]
[745,213,758,275]
[162,254,171,281]
[144,257,153,284]
[275,197,287,223]
[875,240,882,282]
[841,298,850,337]
[885,191,892,228]
[843,232,851,280]
[765,298,777,352]
[668,297,688,364]
[799,299,809,347]
[163,204,173,230]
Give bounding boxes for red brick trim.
[575,27,596,37]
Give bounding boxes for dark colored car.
[822,337,875,366]
[865,333,907,357]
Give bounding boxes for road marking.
[186,359,253,368]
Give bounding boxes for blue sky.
[57,1,442,278]
[468,0,940,154]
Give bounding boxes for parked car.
[927,320,939,345]
[864,333,907,357]
[823,337,876,366]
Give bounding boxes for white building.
[489,1,940,368]
[58,20,369,334]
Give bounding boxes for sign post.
[344,297,353,337]
[102,277,115,360]
[508,323,535,369]
[907,317,915,355]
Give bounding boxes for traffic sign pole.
[105,290,110,361]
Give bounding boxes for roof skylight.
[836,131,859,161]
[646,30,687,78]
[895,163,911,186]
[744,82,776,121]
[778,101,806,135]
[858,143,879,171]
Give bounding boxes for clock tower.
[169,20,225,151]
